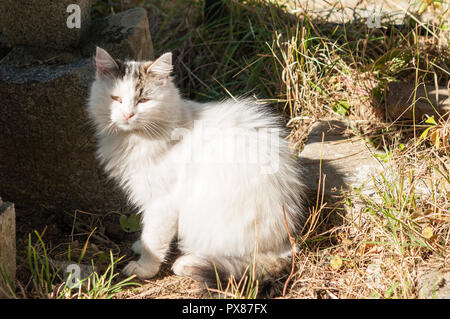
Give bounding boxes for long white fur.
[87,48,307,284]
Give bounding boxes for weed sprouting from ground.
[9,229,140,299]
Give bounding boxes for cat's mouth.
[117,121,137,131]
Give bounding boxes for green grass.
[208,262,261,299]
[19,230,140,299]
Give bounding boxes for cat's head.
[88,47,177,136]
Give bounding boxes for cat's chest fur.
[97,133,178,209]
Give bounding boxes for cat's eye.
[111,95,122,103]
[138,98,150,104]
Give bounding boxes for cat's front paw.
[122,260,159,279]
[131,240,142,255]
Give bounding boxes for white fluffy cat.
[87,47,307,287]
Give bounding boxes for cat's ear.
[95,47,120,79]
[146,53,173,79]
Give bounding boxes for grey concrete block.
[417,268,450,299]
[0,0,92,50]
[298,120,387,234]
[299,120,384,197]
[0,48,126,213]
[83,7,154,61]
[0,7,154,213]
[386,82,450,121]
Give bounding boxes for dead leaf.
[361,242,378,255]
[422,226,434,239]
[330,257,343,270]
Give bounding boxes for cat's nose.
[123,112,135,121]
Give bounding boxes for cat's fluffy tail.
[172,252,291,291]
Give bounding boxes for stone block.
[386,82,450,121]
[0,6,156,213]
[0,48,126,213]
[83,7,154,61]
[299,120,384,197]
[0,197,15,299]
[417,268,450,299]
[0,0,92,50]
[299,120,387,233]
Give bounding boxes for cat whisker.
[138,121,161,139]
[99,121,118,136]
[142,121,171,140]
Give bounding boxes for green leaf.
[345,198,352,207]
[385,282,399,299]
[374,152,391,162]
[425,116,437,125]
[418,126,433,143]
[119,214,141,233]
[333,99,350,116]
[441,22,448,31]
[371,290,382,299]
[418,2,428,15]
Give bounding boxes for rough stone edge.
[0,197,16,299]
